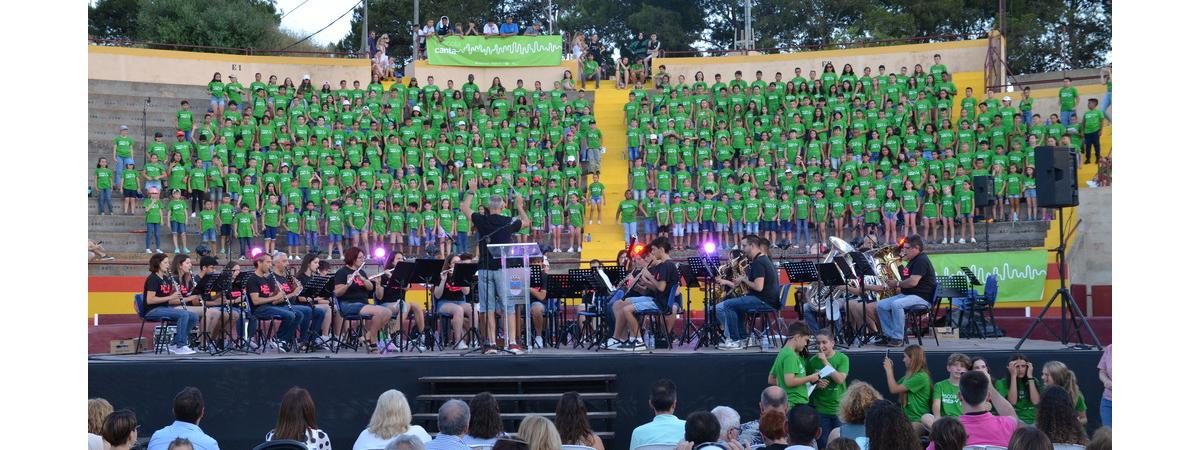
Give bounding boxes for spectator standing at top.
[1058,77,1079,126]
[644,33,661,67]
[435,16,452,40]
[367,31,377,57]
[483,19,499,36]
[629,32,647,63]
[524,21,542,35]
[499,17,519,36]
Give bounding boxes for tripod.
[1016,207,1101,350]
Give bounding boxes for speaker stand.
[1015,207,1101,350]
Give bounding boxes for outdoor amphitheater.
[84,6,1115,450]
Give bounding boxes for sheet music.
[807,365,838,397]
[595,268,616,292]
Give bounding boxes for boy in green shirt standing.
[588,174,605,225]
[1081,98,1104,164]
[1057,77,1079,126]
[144,189,166,253]
[920,353,971,429]
[167,189,190,254]
[198,199,218,249]
[617,190,639,243]
[218,196,235,254]
[768,322,821,407]
[234,204,256,259]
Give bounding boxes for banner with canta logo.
[427,36,563,67]
[927,250,1048,302]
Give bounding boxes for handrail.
[660,33,984,58]
[88,37,364,58]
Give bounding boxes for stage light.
[250,247,263,257]
[631,243,646,256]
[703,241,717,255]
[374,247,387,260]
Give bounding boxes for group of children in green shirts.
[94,71,606,258]
[769,322,1090,445]
[619,59,1109,250]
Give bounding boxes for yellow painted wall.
[414,60,581,92]
[88,45,371,86]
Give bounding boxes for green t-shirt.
[898,371,932,422]
[770,346,809,406]
[262,203,281,227]
[198,209,216,232]
[995,377,1043,424]
[1083,109,1103,134]
[95,167,114,189]
[1058,86,1079,110]
[589,182,605,199]
[143,199,162,224]
[234,211,255,238]
[168,199,188,224]
[932,379,963,418]
[618,199,638,223]
[113,136,134,158]
[806,352,850,415]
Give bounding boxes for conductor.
[461,178,531,355]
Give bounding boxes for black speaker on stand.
[973,175,995,251]
[1016,147,1099,350]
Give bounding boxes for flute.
[368,268,393,280]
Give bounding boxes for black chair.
[331,297,372,353]
[744,284,791,350]
[903,281,939,346]
[632,284,679,351]
[133,294,181,354]
[251,440,308,450]
[958,274,1000,338]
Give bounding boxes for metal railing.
[660,33,984,58]
[88,37,364,58]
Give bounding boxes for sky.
[276,0,362,47]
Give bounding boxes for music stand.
[781,261,818,314]
[936,274,973,337]
[847,252,878,347]
[960,267,983,286]
[677,262,704,344]
[601,265,627,286]
[580,268,614,350]
[193,273,221,354]
[450,263,478,287]
[815,262,851,348]
[228,269,256,352]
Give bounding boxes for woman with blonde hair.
[1041,361,1088,424]
[827,381,884,441]
[354,390,433,450]
[518,415,562,450]
[88,398,113,450]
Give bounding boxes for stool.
[903,303,939,346]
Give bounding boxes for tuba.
[805,236,857,313]
[717,254,750,299]
[869,245,905,298]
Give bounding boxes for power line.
[280,0,362,51]
[281,0,313,19]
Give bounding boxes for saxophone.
[718,255,750,299]
[870,245,905,298]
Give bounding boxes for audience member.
[682,410,724,450]
[427,399,471,450]
[1086,427,1111,450]
[928,417,966,450]
[758,410,789,450]
[883,344,931,429]
[386,434,428,450]
[499,17,519,36]
[493,438,530,450]
[921,352,970,429]
[464,392,505,446]
[101,409,139,450]
[1097,344,1112,428]
[630,378,686,448]
[556,391,605,450]
[1035,386,1089,446]
[266,387,331,450]
[518,416,561,450]
[997,353,1043,424]
[168,438,195,450]
[710,406,741,445]
[827,381,883,441]
[1041,361,1088,424]
[354,390,432,450]
[147,387,219,450]
[89,398,114,450]
[824,437,861,450]
[524,22,543,36]
[957,370,1019,447]
[785,404,820,450]
[863,400,920,450]
[1007,426,1053,450]
[482,20,499,36]
[738,386,788,447]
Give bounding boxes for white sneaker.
[534,336,545,348]
[941,238,947,244]
[190,212,196,218]
[970,238,977,243]
[605,337,622,349]
[717,340,744,351]
[553,248,561,252]
[958,238,966,244]
[146,249,153,254]
[589,220,593,225]
[155,249,163,253]
[631,338,647,350]
[168,345,196,355]
[455,340,469,350]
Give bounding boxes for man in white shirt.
[482,20,499,36]
[630,379,686,448]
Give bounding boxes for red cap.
[175,131,185,137]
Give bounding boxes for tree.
[89,0,141,40]
[134,0,281,50]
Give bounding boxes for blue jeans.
[97,189,113,214]
[622,222,638,242]
[252,305,299,345]
[1100,397,1112,428]
[114,156,135,182]
[145,223,161,249]
[455,231,469,253]
[1100,92,1112,121]
[877,294,928,340]
[816,413,841,449]
[715,295,772,341]
[291,304,320,344]
[1060,110,1075,126]
[239,237,252,256]
[1022,110,1033,128]
[305,231,318,249]
[797,218,810,247]
[144,306,198,347]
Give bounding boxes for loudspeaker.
[1034,146,1079,208]
[973,175,995,207]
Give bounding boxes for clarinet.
[169,272,186,310]
[272,272,295,312]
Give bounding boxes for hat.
[154,132,163,138]
[533,176,542,183]
[649,134,658,140]
[119,125,128,131]
[302,74,310,80]
[342,99,351,105]
[785,168,793,173]
[673,193,682,198]
[176,131,185,137]
[566,156,575,162]
[1002,95,1012,101]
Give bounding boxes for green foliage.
[134,0,281,50]
[89,0,140,39]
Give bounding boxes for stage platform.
[88,337,1105,450]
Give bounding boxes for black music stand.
[410,259,446,349]
[781,260,818,314]
[936,275,971,334]
[435,261,479,354]
[193,272,221,354]
[580,268,614,350]
[960,267,983,287]
[688,256,725,350]
[815,262,851,348]
[225,269,256,353]
[553,271,590,348]
[847,252,878,347]
[601,265,627,285]
[676,262,703,344]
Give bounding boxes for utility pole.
[361,0,370,56]
[998,0,1007,36]
[743,0,753,52]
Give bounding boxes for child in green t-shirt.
[769,322,821,407]
[95,158,115,215]
[566,193,585,253]
[884,344,932,424]
[588,174,605,225]
[262,194,282,255]
[198,199,217,246]
[547,195,566,252]
[284,202,303,256]
[920,353,971,430]
[167,189,190,254]
[121,162,140,215]
[234,204,256,259]
[807,328,850,448]
[144,189,165,253]
[996,353,1043,424]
